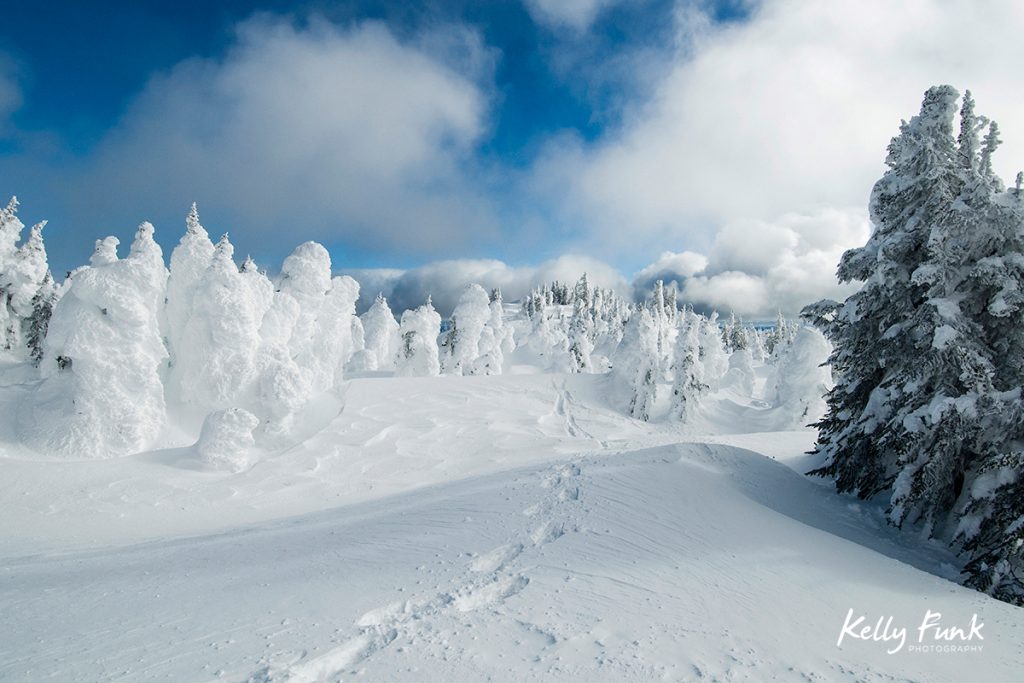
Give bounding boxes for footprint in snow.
[470,543,524,573]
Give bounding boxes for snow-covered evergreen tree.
[396,298,442,377]
[573,273,590,308]
[313,275,362,390]
[489,288,515,357]
[175,235,264,412]
[0,199,52,357]
[613,307,659,421]
[473,292,511,376]
[698,312,730,390]
[0,198,25,351]
[360,293,401,371]
[803,85,964,502]
[165,204,215,378]
[240,256,275,323]
[804,86,1024,604]
[748,327,767,363]
[669,314,706,423]
[721,348,755,396]
[525,305,569,371]
[277,241,332,360]
[25,270,57,365]
[764,312,795,357]
[255,288,311,436]
[567,296,594,373]
[21,223,169,458]
[721,312,749,352]
[765,326,832,429]
[441,284,491,376]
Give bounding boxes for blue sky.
[1,0,700,270]
[2,1,663,154]
[1,1,1021,314]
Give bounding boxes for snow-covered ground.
[2,371,1020,682]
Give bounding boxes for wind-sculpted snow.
[3,424,1020,682]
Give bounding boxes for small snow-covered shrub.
[196,408,260,472]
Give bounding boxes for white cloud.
[348,209,863,318]
[535,0,1024,314]
[630,209,869,317]
[523,0,624,31]
[75,17,497,258]
[630,249,708,291]
[346,254,629,314]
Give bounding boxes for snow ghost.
[765,326,833,428]
[396,300,442,377]
[20,224,169,458]
[360,294,400,371]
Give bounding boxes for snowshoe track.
[257,457,587,681]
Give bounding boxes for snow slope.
[1,373,1021,681]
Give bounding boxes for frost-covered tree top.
[90,236,120,267]
[166,204,216,357]
[240,255,259,274]
[279,241,332,306]
[0,196,23,263]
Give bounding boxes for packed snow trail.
[3,442,1021,682]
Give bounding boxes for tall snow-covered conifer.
[805,86,1024,604]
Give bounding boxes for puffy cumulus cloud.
[631,208,869,317]
[346,254,629,315]
[523,0,625,31]
[74,16,497,259]
[540,0,1024,263]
